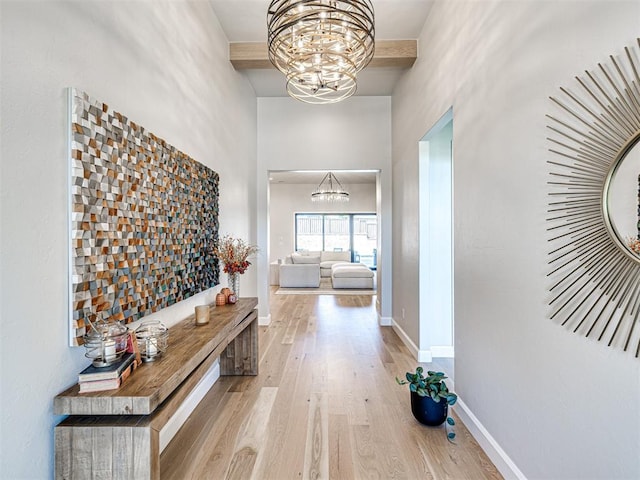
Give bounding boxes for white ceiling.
[209,0,433,97]
[269,170,378,185]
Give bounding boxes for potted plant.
[396,366,457,441]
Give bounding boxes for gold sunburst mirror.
[547,38,640,357]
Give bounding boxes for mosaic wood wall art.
[69,88,219,346]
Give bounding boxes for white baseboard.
[159,360,220,453]
[378,313,393,326]
[392,318,456,362]
[417,349,433,362]
[391,318,431,361]
[430,345,454,358]
[259,314,271,326]
[455,398,527,480]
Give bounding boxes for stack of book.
[78,352,137,393]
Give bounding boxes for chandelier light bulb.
[267,0,375,104]
[311,172,350,202]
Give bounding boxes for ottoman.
[331,263,374,289]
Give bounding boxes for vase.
[410,391,448,426]
[227,272,240,297]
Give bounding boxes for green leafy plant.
[396,366,458,441]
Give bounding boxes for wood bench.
[54,297,258,479]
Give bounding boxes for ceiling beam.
[229,39,417,70]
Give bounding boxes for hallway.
[161,292,501,479]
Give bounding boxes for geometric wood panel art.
[69,89,219,346]
[546,39,640,357]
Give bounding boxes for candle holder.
[135,321,169,362]
[195,305,210,325]
[83,320,129,368]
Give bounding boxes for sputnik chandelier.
[267,0,375,104]
[311,172,350,202]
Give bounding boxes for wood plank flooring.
[161,291,503,479]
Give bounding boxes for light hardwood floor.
[161,291,503,479]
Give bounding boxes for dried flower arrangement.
[213,235,258,274]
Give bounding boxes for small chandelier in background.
[267,0,375,104]
[311,172,350,202]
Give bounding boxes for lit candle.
[103,340,116,361]
[195,305,210,325]
[146,337,158,356]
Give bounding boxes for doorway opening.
[264,170,387,312]
[418,108,454,367]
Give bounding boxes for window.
[295,214,324,251]
[323,214,350,252]
[352,214,377,268]
[295,213,377,268]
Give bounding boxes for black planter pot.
[410,391,448,426]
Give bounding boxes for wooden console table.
[54,297,258,479]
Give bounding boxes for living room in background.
[294,213,377,267]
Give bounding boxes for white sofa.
[287,251,351,277]
[278,250,351,288]
[279,263,320,288]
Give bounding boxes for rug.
[275,279,376,296]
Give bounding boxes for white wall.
[392,1,640,479]
[0,2,256,478]
[257,97,392,322]
[269,182,377,263]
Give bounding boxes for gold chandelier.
[311,172,350,202]
[267,0,375,104]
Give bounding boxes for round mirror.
[605,135,640,261]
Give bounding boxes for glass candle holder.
[83,321,129,367]
[135,321,168,362]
